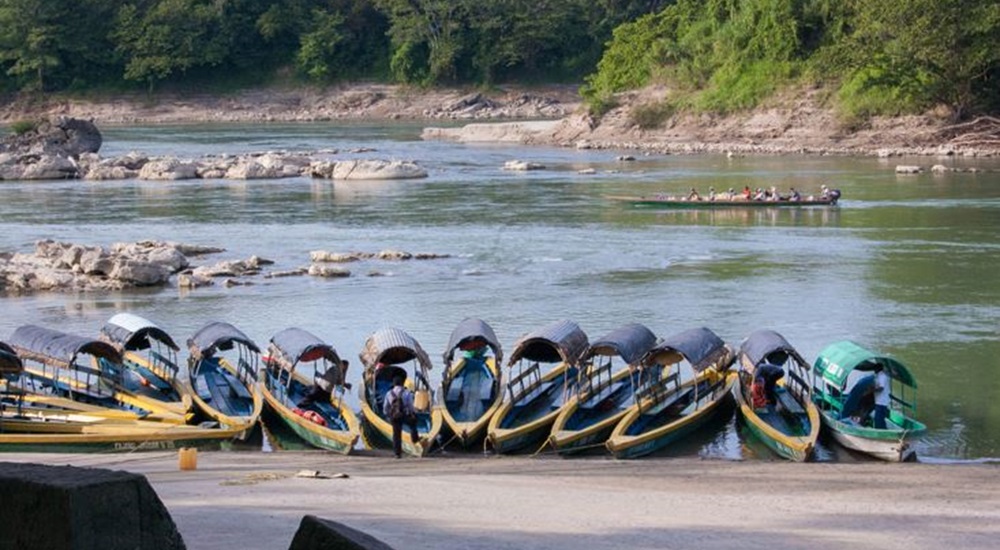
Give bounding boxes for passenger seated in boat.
[742,186,752,200]
[687,187,701,201]
[297,360,351,408]
[753,188,765,201]
[708,187,716,201]
[768,186,781,201]
[789,187,802,201]
[753,364,785,412]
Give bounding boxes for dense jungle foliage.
[0,0,997,120]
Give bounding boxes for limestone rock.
[139,158,198,180]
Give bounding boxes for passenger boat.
[358,327,442,457]
[606,327,736,459]
[7,325,186,423]
[438,318,504,449]
[605,193,839,209]
[549,323,658,455]
[261,327,360,454]
[99,313,193,421]
[0,339,244,452]
[186,322,263,438]
[733,329,820,462]
[486,319,589,454]
[812,340,926,462]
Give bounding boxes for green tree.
[296,9,347,80]
[374,0,467,84]
[0,0,72,90]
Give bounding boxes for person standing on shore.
[383,375,422,458]
[873,364,890,429]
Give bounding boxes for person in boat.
[708,187,716,201]
[383,375,422,458]
[298,360,351,408]
[789,187,802,201]
[768,186,781,201]
[687,187,701,201]
[743,186,752,200]
[873,364,890,429]
[753,364,785,412]
[753,188,765,201]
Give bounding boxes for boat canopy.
[359,328,432,372]
[443,318,503,367]
[100,313,180,352]
[739,329,807,368]
[0,341,23,374]
[582,323,658,365]
[268,327,344,381]
[187,322,260,361]
[507,319,589,367]
[644,327,729,372]
[8,325,122,368]
[813,340,917,389]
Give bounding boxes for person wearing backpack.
[383,375,421,458]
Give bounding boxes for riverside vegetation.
[0,0,998,140]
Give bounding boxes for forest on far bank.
[1,0,998,124]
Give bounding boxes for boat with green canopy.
[812,340,926,462]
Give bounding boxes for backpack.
[388,388,406,421]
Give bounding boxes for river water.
[2,122,998,461]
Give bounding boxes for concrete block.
[287,515,394,550]
[0,462,185,550]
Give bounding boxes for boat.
[260,327,360,454]
[605,193,839,209]
[812,340,926,462]
[486,319,589,454]
[186,322,263,438]
[99,313,193,421]
[733,329,820,462]
[549,323,658,455]
[606,327,736,459]
[7,325,186,423]
[358,327,443,457]
[0,339,244,452]
[438,318,504,449]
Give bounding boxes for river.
[1,122,998,461]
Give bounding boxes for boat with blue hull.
[186,322,263,438]
[438,318,504,449]
[99,313,193,421]
[261,327,360,454]
[606,327,736,459]
[549,323,658,455]
[487,319,589,454]
[358,328,442,457]
[733,330,820,462]
[812,340,926,462]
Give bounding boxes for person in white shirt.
[873,364,891,429]
[383,375,421,458]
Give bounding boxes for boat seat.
[446,379,464,402]
[580,380,625,410]
[776,389,805,415]
[514,379,555,405]
[193,376,213,401]
[226,375,253,400]
[479,377,494,401]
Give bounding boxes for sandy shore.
[4,451,999,549]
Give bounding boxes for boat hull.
[605,195,838,209]
[818,410,924,462]
[487,363,572,454]
[733,380,820,462]
[439,356,502,448]
[359,401,443,457]
[188,358,262,439]
[0,417,244,453]
[260,381,359,455]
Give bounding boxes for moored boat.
[261,327,360,454]
[7,325,186,423]
[438,318,504,449]
[358,328,442,457]
[99,313,193,421]
[186,322,263,438]
[733,329,820,462]
[812,340,926,462]
[486,319,589,454]
[606,327,736,459]
[605,193,839,209]
[549,323,658,455]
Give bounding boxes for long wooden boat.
[7,325,186,423]
[438,318,504,449]
[186,322,263,438]
[607,327,736,459]
[733,330,820,462]
[99,313,193,421]
[812,340,926,462]
[261,327,360,454]
[605,194,839,209]
[549,323,658,455]
[486,320,589,454]
[1,340,242,452]
[358,327,442,457]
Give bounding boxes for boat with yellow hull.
[487,320,589,454]
[358,328,442,457]
[261,328,360,454]
[438,318,504,449]
[186,322,263,439]
[607,327,736,459]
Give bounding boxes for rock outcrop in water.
[0,117,103,180]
